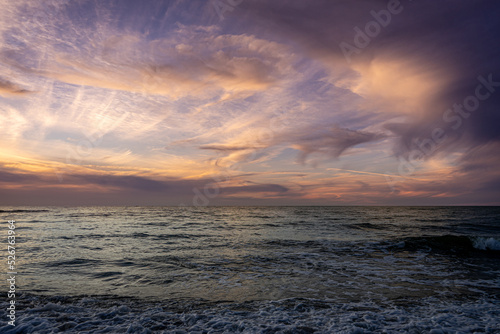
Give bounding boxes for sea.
[1,206,499,333]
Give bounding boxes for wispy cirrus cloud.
[1,0,499,205]
[0,77,33,96]
[1,19,292,100]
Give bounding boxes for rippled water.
[1,206,500,333]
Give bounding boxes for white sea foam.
[471,237,500,251]
[1,296,499,333]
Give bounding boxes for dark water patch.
[68,213,114,218]
[112,260,136,267]
[172,214,191,218]
[0,209,50,213]
[264,239,305,247]
[74,233,121,239]
[286,220,314,226]
[449,222,500,234]
[142,221,170,227]
[72,233,160,240]
[152,233,209,240]
[347,222,386,230]
[23,246,44,254]
[143,255,189,265]
[419,224,448,231]
[262,223,280,227]
[15,225,35,230]
[393,235,500,257]
[79,245,103,251]
[45,258,103,267]
[180,221,204,226]
[92,271,123,279]
[131,232,150,238]
[249,215,274,219]
[415,218,462,223]
[242,254,277,264]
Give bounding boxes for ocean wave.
[1,294,499,333]
[471,237,500,251]
[392,235,500,256]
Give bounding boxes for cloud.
[0,170,40,183]
[1,0,499,205]
[0,163,291,205]
[0,9,293,100]
[199,144,260,151]
[459,143,500,174]
[200,123,385,167]
[239,0,500,171]
[290,126,385,163]
[0,77,33,96]
[222,183,289,195]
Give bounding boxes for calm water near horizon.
[1,206,500,333]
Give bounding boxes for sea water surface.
[1,206,500,333]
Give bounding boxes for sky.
[1,0,500,206]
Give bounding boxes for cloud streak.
[0,77,33,96]
[0,0,499,205]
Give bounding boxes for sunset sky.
[1,0,500,206]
